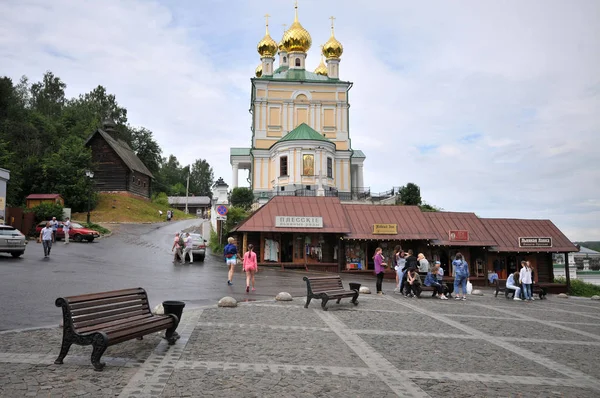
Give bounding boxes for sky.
[1,0,599,240]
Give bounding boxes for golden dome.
[257,16,277,58]
[278,24,288,53]
[314,53,327,76]
[282,5,312,53]
[322,17,343,59]
[255,63,263,78]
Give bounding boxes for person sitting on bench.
[424,265,448,300]
[506,271,522,301]
[405,268,421,298]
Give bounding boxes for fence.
[5,207,35,235]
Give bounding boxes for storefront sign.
[449,230,469,241]
[372,224,398,235]
[275,216,323,228]
[519,237,552,248]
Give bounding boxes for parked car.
[35,221,100,242]
[0,225,27,258]
[181,232,206,262]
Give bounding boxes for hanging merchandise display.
[264,238,279,262]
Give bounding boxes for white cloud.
[0,0,598,240]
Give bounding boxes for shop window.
[327,157,333,178]
[280,156,288,176]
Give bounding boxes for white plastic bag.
[466,281,473,295]
[153,303,164,315]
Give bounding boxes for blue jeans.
[454,276,467,296]
[522,283,532,300]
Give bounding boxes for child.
[405,268,421,298]
[519,261,533,301]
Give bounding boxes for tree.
[398,183,422,206]
[30,71,66,118]
[223,206,249,237]
[189,159,214,198]
[419,203,442,212]
[230,187,254,210]
[129,126,162,175]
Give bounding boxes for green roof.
[257,68,339,83]
[351,150,366,158]
[230,148,251,156]
[276,123,331,144]
[273,65,289,74]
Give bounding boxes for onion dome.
[257,16,277,58]
[322,17,343,59]
[255,63,263,78]
[282,4,312,53]
[278,24,288,53]
[314,53,327,76]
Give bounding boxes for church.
[230,4,366,199]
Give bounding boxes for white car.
[0,225,27,258]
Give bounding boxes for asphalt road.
[0,219,373,331]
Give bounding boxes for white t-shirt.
[185,236,193,248]
[41,227,53,241]
[63,221,71,232]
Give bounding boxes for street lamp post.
[85,170,94,224]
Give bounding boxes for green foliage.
[230,187,254,210]
[574,242,600,252]
[28,202,64,222]
[398,183,422,206]
[554,277,600,297]
[189,159,214,198]
[129,126,162,175]
[419,202,443,212]
[83,222,110,235]
[208,227,224,254]
[223,206,249,237]
[151,192,169,207]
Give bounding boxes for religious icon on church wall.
[303,154,314,176]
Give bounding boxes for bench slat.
[102,316,172,336]
[76,313,153,334]
[72,303,149,323]
[105,317,174,341]
[64,288,147,304]
[108,322,175,346]
[73,308,150,330]
[69,294,148,310]
[71,299,149,317]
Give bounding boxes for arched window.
[283,56,287,63]
[295,58,301,67]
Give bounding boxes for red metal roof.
[423,212,497,247]
[235,196,351,233]
[480,218,578,253]
[26,194,62,199]
[343,204,437,240]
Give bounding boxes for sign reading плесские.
[275,216,323,228]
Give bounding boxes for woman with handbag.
[374,247,387,295]
[243,244,258,293]
[223,237,238,286]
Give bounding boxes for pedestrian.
[507,271,522,301]
[405,268,421,298]
[171,232,184,264]
[527,261,537,300]
[224,237,238,286]
[183,232,194,263]
[50,217,59,242]
[373,247,386,295]
[400,249,418,296]
[452,252,470,301]
[519,261,533,301]
[425,264,448,299]
[394,247,405,293]
[392,246,401,292]
[243,244,258,293]
[63,217,71,244]
[417,253,430,273]
[167,210,172,222]
[39,221,53,258]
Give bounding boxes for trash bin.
[162,300,185,343]
[349,282,361,292]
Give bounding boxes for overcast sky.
[1,0,599,240]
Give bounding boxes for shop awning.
[424,212,497,247]
[480,218,578,253]
[343,204,437,240]
[234,196,351,234]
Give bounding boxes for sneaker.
[377,292,383,295]
[513,297,522,301]
[455,296,462,300]
[246,286,249,293]
[441,295,448,300]
[252,287,256,291]
[227,280,232,286]
[462,297,467,301]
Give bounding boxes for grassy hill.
[72,193,196,223]
[575,241,600,252]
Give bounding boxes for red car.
[35,221,100,242]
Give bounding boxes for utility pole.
[185,165,190,214]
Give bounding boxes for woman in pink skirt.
[243,244,258,293]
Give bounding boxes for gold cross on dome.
[329,16,336,28]
[282,23,287,32]
[264,13,271,27]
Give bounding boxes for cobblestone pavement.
[2,288,600,397]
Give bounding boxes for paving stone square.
[563,323,600,336]
[361,334,563,378]
[199,305,328,328]
[410,300,510,316]
[162,369,396,397]
[413,379,599,398]
[180,326,368,367]
[454,317,588,341]
[506,307,600,324]
[333,310,464,333]
[513,341,600,379]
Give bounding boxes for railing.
[254,186,400,202]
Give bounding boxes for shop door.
[281,233,293,263]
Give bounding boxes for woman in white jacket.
[519,261,533,301]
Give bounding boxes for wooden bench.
[303,276,359,311]
[54,287,179,371]
[494,280,547,299]
[416,273,453,298]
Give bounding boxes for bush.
[152,192,169,207]
[28,202,64,222]
[554,277,600,297]
[208,226,224,255]
[83,222,110,235]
